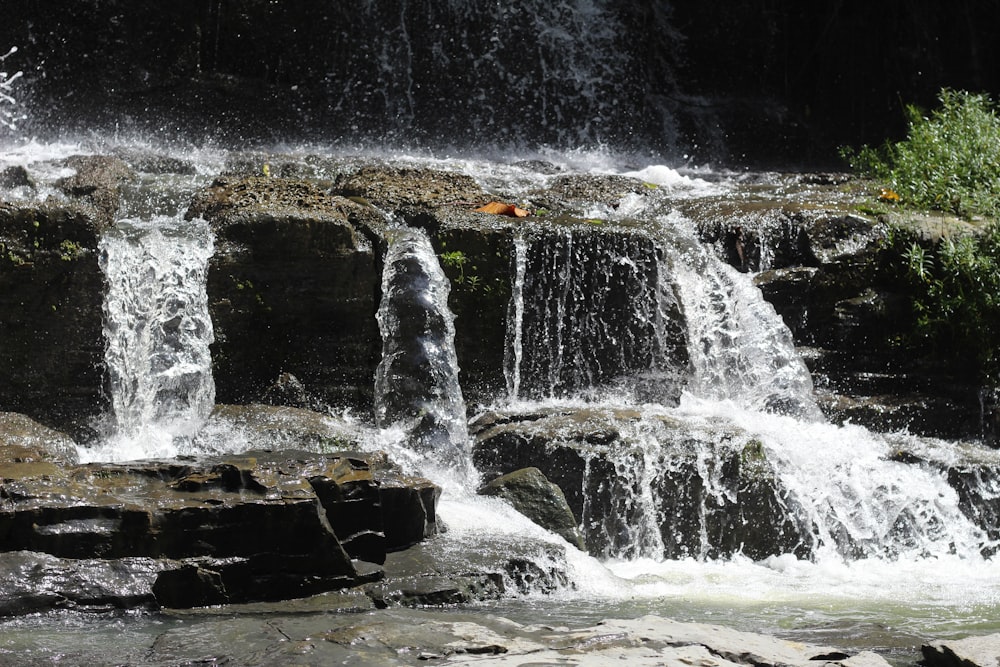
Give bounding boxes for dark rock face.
[515,227,688,402]
[188,176,387,412]
[478,467,585,550]
[0,446,441,611]
[471,408,808,560]
[0,201,107,439]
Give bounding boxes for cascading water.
[496,186,998,567]
[89,214,215,461]
[0,46,23,132]
[374,226,474,483]
[335,0,676,149]
[664,217,823,421]
[4,147,1000,663]
[507,227,688,403]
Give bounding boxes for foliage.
[841,89,1000,219]
[900,223,1000,380]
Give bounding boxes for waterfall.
[327,1,680,151]
[668,233,823,421]
[504,235,528,400]
[374,227,473,481]
[493,193,997,563]
[508,228,688,403]
[94,214,215,460]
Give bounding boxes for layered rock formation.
[0,429,441,611]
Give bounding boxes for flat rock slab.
[0,448,440,612]
[27,609,890,666]
[923,633,1000,667]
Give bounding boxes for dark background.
[2,1,998,169]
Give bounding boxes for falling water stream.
[84,213,215,462]
[375,226,476,485]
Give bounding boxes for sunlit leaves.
[843,89,1000,219]
[903,224,1000,379]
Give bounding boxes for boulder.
[188,176,387,413]
[478,467,585,550]
[0,165,34,190]
[197,403,362,454]
[0,200,106,439]
[922,633,1000,667]
[260,371,324,411]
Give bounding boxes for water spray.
[0,46,25,131]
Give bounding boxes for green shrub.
[842,89,1000,219]
[901,222,1000,380]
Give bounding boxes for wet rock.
[331,164,485,212]
[0,412,79,465]
[56,155,135,227]
[404,205,517,404]
[0,550,164,615]
[512,227,688,402]
[199,403,360,453]
[921,633,1000,667]
[0,200,106,439]
[196,404,442,554]
[689,191,983,439]
[478,467,585,550]
[0,450,442,612]
[471,407,808,560]
[188,176,387,412]
[261,372,323,410]
[112,148,198,175]
[367,529,569,608]
[377,472,442,553]
[527,173,652,213]
[316,612,892,667]
[0,165,33,190]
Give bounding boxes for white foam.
[623,164,722,196]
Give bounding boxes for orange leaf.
[879,187,900,203]
[475,201,531,217]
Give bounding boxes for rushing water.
[2,142,1000,665]
[375,226,475,483]
[86,213,215,462]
